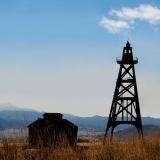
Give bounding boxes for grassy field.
[0,134,159,160]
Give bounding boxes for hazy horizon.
[0,102,159,119]
[0,0,159,117]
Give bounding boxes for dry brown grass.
[0,134,159,160]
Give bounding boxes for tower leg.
[104,126,114,141]
[136,124,143,139]
[110,127,114,141]
[104,125,110,143]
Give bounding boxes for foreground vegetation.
[0,135,159,160]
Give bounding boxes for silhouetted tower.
[105,41,143,140]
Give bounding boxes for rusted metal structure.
[28,113,78,146]
[105,41,143,140]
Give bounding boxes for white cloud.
[111,4,160,24]
[101,4,160,33]
[100,16,131,33]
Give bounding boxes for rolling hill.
[0,104,159,133]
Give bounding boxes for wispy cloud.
[111,4,160,24]
[100,16,131,33]
[100,4,160,33]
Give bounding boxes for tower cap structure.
[117,41,138,64]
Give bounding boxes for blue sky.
[0,0,159,117]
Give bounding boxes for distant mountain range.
[0,103,36,112]
[0,103,159,133]
[64,114,160,132]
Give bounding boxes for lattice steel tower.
[105,41,143,140]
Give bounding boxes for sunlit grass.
[0,134,159,160]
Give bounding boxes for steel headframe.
[105,41,143,140]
